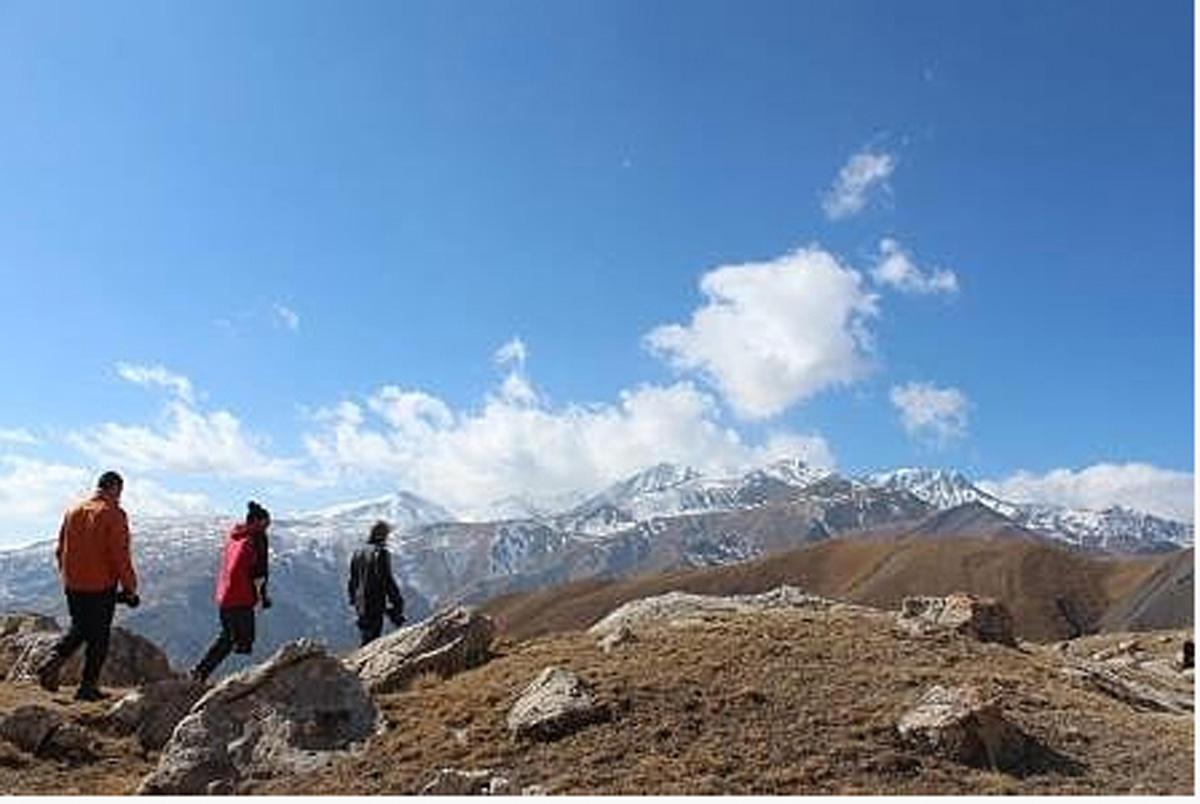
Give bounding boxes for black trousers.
[50,588,117,688]
[357,611,384,646]
[194,607,255,679]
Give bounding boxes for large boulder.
[507,666,610,742]
[344,607,495,695]
[0,705,96,763]
[896,593,1017,646]
[5,626,175,687]
[896,685,1027,770]
[106,678,210,751]
[138,639,377,795]
[588,586,844,637]
[0,612,60,638]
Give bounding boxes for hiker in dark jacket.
[348,521,404,646]
[191,501,271,682]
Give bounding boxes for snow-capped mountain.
[866,467,1192,553]
[0,458,1190,672]
[300,490,455,531]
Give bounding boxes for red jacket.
[215,524,267,609]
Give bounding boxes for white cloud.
[302,369,834,517]
[273,303,300,332]
[122,478,216,519]
[0,456,90,529]
[494,337,527,369]
[71,366,302,483]
[979,463,1194,523]
[0,428,38,446]
[116,363,195,404]
[645,246,878,420]
[890,382,970,445]
[871,238,959,295]
[822,150,896,220]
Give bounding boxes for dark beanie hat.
[246,500,271,523]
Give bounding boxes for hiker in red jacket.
[190,501,271,682]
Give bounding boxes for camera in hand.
[116,590,140,608]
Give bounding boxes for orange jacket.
[56,494,138,594]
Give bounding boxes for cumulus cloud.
[871,238,959,295]
[979,463,1194,523]
[273,303,300,332]
[0,428,38,446]
[122,478,216,519]
[822,150,896,220]
[0,456,90,529]
[645,247,878,420]
[116,363,195,404]
[71,366,302,483]
[302,362,834,517]
[890,382,969,445]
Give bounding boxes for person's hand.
[387,608,405,626]
[116,590,140,608]
[260,593,272,610]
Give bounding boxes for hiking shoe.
[74,686,108,702]
[35,655,63,693]
[189,667,208,683]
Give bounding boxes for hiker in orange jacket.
[190,501,271,682]
[37,470,139,701]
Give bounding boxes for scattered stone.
[588,586,844,637]
[1060,658,1193,714]
[596,623,637,653]
[344,607,495,695]
[42,722,96,763]
[521,784,548,795]
[5,626,175,688]
[106,678,210,751]
[507,667,610,742]
[1091,639,1142,662]
[0,705,64,754]
[138,639,378,794]
[0,612,59,638]
[896,594,1017,646]
[896,685,1027,770]
[419,768,510,795]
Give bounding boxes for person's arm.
[108,509,138,595]
[382,550,404,621]
[54,512,67,572]
[347,553,359,607]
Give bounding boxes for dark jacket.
[348,544,403,618]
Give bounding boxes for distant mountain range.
[0,459,1191,668]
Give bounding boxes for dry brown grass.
[482,536,1176,644]
[0,681,154,795]
[256,608,1193,796]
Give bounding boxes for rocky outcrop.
[0,705,95,763]
[507,667,610,742]
[596,623,636,654]
[1060,657,1194,714]
[3,626,175,687]
[0,612,59,637]
[106,678,210,751]
[896,593,1017,646]
[588,586,851,636]
[344,607,495,694]
[896,685,1027,770]
[138,639,377,795]
[419,768,510,795]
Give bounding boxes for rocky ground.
[258,607,1193,796]
[0,597,1191,795]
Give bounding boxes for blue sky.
[0,0,1193,545]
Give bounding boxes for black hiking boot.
[74,685,108,702]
